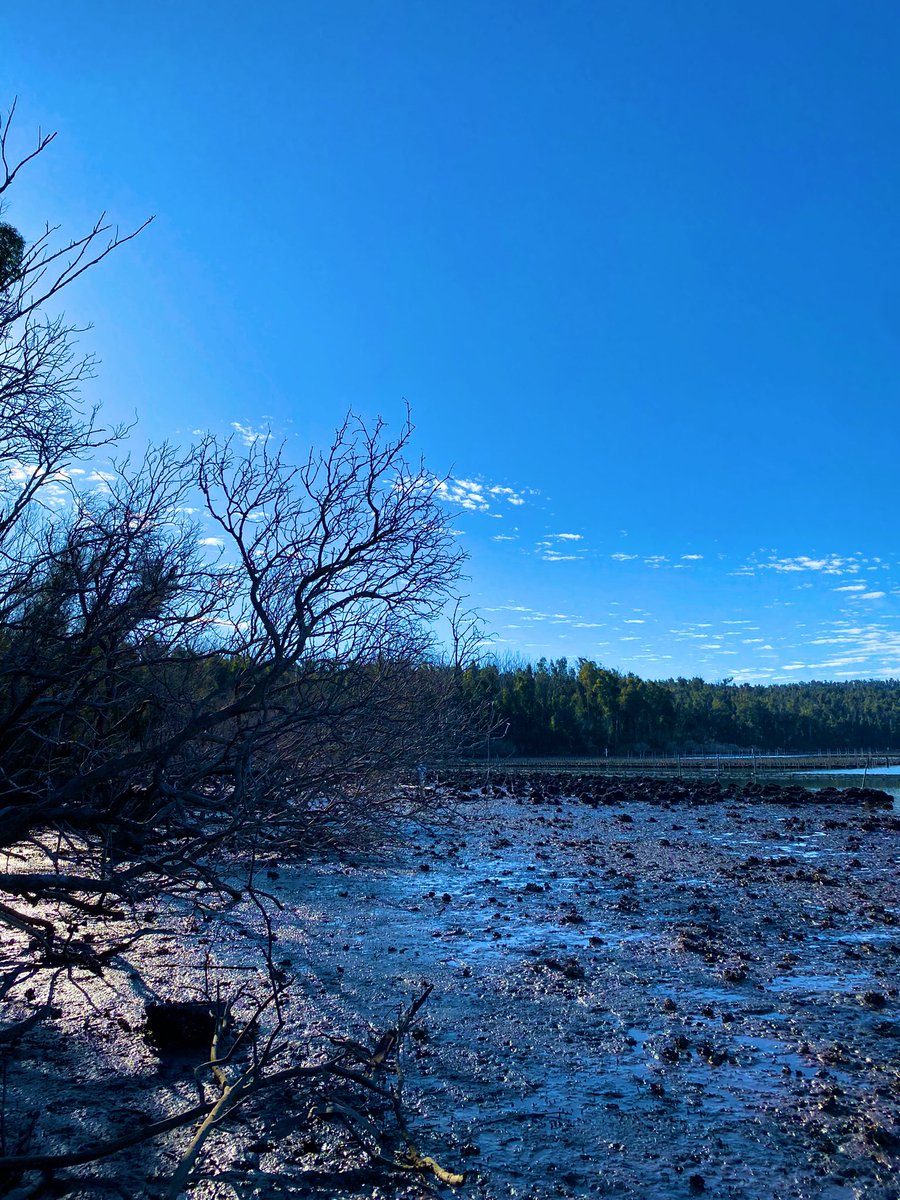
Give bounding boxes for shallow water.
[784,769,900,807]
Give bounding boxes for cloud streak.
[435,476,537,514]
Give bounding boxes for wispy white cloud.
[435,476,537,514]
[735,552,867,578]
[606,550,704,570]
[534,531,588,562]
[231,422,272,447]
[435,477,490,512]
[732,668,777,682]
[800,619,900,674]
[478,534,899,680]
[487,485,526,506]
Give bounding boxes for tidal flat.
[2,779,898,1199]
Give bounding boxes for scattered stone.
[860,990,888,1008]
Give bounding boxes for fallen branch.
[0,1101,212,1172]
[0,950,460,1195]
[165,980,452,1196]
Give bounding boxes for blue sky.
[4,2,900,682]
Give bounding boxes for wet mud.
[2,779,899,1198]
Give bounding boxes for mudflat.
[2,779,898,1199]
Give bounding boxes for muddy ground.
[1,778,899,1199]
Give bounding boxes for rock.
[864,1124,900,1154]
[859,990,888,1008]
[144,1000,226,1053]
[542,955,586,981]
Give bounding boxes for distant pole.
[486,701,494,782]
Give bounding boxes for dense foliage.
[461,658,900,755]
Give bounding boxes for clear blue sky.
[4,2,900,682]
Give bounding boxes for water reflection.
[780,769,900,806]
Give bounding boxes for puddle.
[765,971,873,994]
[825,929,899,944]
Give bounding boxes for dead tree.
[0,101,482,946]
[0,101,483,1196]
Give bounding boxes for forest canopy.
[459,658,900,757]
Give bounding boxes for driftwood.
[0,979,465,1198]
[0,837,467,1196]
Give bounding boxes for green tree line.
[459,658,900,755]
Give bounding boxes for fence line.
[457,750,898,776]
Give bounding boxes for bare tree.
[0,102,481,944]
[0,101,483,1197]
[0,99,150,548]
[0,421,475,850]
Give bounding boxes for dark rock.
[860,990,888,1008]
[542,955,586,981]
[864,1124,900,1154]
[144,1000,226,1053]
